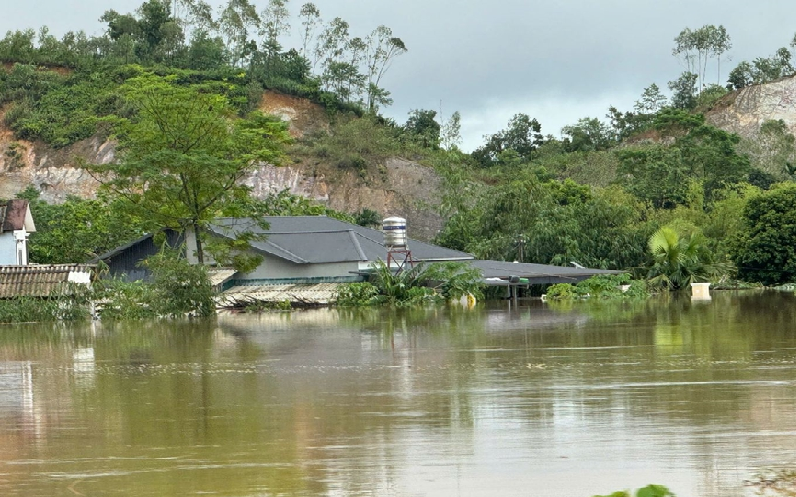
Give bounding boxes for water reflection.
[0,292,793,496]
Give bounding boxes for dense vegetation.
[3,8,796,290]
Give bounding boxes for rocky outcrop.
[0,131,109,202]
[243,158,444,241]
[706,75,796,139]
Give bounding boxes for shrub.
[545,274,648,301]
[143,249,214,318]
[336,282,382,306]
[545,283,576,300]
[0,284,92,323]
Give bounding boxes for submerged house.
[98,215,620,304]
[99,216,473,302]
[192,216,473,285]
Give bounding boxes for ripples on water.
[0,291,794,496]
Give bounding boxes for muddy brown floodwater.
[0,291,795,496]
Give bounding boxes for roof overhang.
[470,260,625,285]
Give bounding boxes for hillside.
[0,89,446,241]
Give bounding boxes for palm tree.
[646,225,732,290]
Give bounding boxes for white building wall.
[0,235,17,265]
[240,253,360,281]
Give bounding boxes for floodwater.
[1,292,795,497]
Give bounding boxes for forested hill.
[3,8,796,286]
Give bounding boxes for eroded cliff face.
[243,158,444,241]
[0,91,444,241]
[706,75,796,138]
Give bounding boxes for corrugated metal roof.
[207,268,237,289]
[217,282,342,306]
[209,217,473,264]
[0,264,95,298]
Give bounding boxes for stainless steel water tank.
[382,216,407,248]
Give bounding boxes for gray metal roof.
[470,260,624,285]
[208,217,473,264]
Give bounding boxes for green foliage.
[335,282,382,306]
[737,119,796,182]
[255,189,355,222]
[0,0,406,129]
[84,72,291,267]
[593,484,675,497]
[546,274,648,301]
[618,110,750,208]
[96,247,214,319]
[668,72,697,110]
[0,64,125,148]
[733,184,796,285]
[647,224,733,289]
[243,299,292,312]
[616,145,689,208]
[367,261,440,306]
[634,83,668,114]
[143,247,214,317]
[94,278,159,320]
[0,287,92,324]
[728,47,794,90]
[16,187,147,264]
[402,109,441,149]
[337,260,483,307]
[672,25,731,89]
[436,175,652,270]
[695,84,728,110]
[472,113,544,167]
[544,283,577,300]
[295,114,405,171]
[561,117,616,152]
[354,208,381,228]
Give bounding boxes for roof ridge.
[261,239,308,263]
[352,230,385,246]
[348,230,368,261]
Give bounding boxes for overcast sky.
[3,1,796,151]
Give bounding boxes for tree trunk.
[193,222,205,265]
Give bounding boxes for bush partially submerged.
[0,284,92,323]
[336,260,483,307]
[95,248,214,319]
[545,274,648,301]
